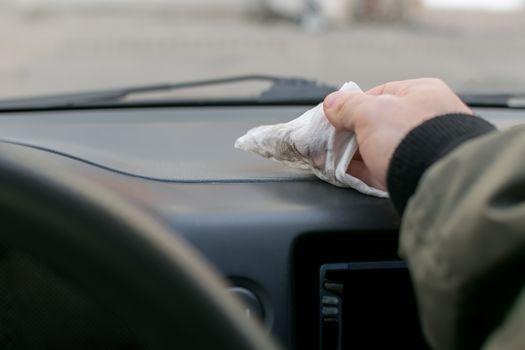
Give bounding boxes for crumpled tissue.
[234,82,388,198]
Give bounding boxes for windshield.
[2,0,525,100]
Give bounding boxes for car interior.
[1,0,525,349]
[0,75,523,348]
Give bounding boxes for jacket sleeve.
[390,119,525,350]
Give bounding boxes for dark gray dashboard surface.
[0,105,522,348]
[0,107,316,182]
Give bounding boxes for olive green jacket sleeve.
[399,125,525,350]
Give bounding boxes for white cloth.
[234,82,388,198]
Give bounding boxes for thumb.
[323,91,369,131]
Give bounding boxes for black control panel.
[319,261,429,350]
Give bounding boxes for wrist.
[387,113,496,215]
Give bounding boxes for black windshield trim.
[0,99,324,113]
[0,74,338,111]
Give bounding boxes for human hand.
[323,78,472,191]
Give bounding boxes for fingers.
[365,84,387,96]
[324,77,459,134]
[323,91,371,131]
[365,78,446,96]
[365,80,407,95]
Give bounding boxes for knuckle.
[423,77,445,86]
[341,95,372,130]
[338,95,360,122]
[374,94,398,108]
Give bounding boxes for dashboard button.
[321,296,339,305]
[226,286,264,322]
[321,306,339,316]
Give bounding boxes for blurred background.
[1,0,525,99]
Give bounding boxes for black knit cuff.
[387,114,496,215]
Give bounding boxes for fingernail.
[324,91,343,109]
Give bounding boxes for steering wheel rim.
[0,141,280,350]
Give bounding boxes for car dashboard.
[0,104,522,349]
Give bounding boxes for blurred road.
[1,4,525,99]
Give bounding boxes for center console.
[293,232,429,350]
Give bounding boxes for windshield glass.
[1,0,525,99]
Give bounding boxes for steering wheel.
[0,141,280,350]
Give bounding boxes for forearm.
[390,120,525,350]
